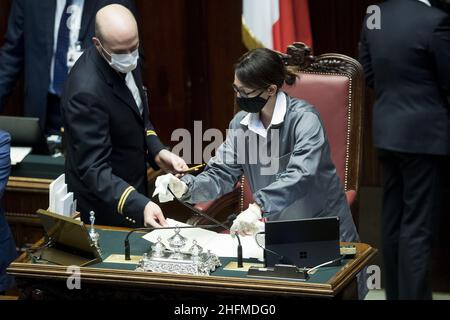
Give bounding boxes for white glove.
[230,203,263,237]
[152,173,188,203]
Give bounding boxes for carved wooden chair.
[191,42,365,227]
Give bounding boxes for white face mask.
[98,41,139,73]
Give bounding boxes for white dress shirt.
[125,72,143,115]
[418,0,432,6]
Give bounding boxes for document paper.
[142,219,264,260]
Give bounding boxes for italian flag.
[242,0,313,51]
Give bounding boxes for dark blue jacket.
[0,0,136,130]
[0,130,16,292]
[360,0,450,155]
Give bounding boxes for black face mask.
[235,90,269,113]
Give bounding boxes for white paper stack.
[48,174,77,217]
[142,218,264,260]
[10,147,32,165]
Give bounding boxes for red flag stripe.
[272,0,313,52]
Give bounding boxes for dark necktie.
[52,0,75,96]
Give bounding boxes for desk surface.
[11,154,65,180]
[6,155,64,193]
[8,225,377,299]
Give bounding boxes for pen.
[183,163,206,173]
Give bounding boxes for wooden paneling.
[136,0,245,150]
[309,0,381,57]
[202,0,246,132]
[135,0,191,145]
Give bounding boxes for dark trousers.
[46,93,62,136]
[379,149,442,300]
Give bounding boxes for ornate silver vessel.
[136,228,221,276]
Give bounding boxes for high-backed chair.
[192,43,365,227]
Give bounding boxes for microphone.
[124,224,221,261]
[167,188,244,268]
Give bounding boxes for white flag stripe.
[243,0,279,49]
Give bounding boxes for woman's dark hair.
[234,48,297,90]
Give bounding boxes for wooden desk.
[7,226,377,300]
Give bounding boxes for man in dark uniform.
[359,0,450,299]
[0,0,137,135]
[61,4,188,228]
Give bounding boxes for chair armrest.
[194,200,217,212]
[346,189,360,229]
[346,190,357,206]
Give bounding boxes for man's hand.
[153,173,188,203]
[144,201,169,228]
[155,149,189,174]
[230,203,264,237]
